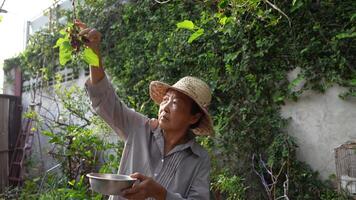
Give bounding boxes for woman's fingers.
[130,173,147,181]
[78,28,91,36]
[122,182,140,196]
[73,20,101,54]
[74,19,87,30]
[78,28,101,44]
[88,29,101,42]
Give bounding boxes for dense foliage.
[1,77,123,199]
[3,0,355,199]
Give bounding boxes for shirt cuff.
[85,75,111,107]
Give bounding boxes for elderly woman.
[76,20,214,200]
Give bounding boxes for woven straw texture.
[149,76,214,136]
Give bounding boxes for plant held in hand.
[54,0,99,66]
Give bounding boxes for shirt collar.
[152,127,202,157]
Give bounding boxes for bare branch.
[38,105,57,122]
[262,0,291,27]
[62,103,91,126]
[252,154,289,200]
[39,113,70,127]
[154,0,171,4]
[0,0,6,10]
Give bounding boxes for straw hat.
[149,76,214,136]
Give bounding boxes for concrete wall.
[282,69,356,180]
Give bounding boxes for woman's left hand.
[122,173,166,200]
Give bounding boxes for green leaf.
[68,180,75,186]
[351,13,356,21]
[273,91,285,103]
[59,40,72,66]
[85,150,93,158]
[335,32,356,39]
[291,0,303,12]
[218,0,228,9]
[348,79,356,86]
[42,130,55,137]
[109,154,115,161]
[288,75,305,90]
[49,137,60,144]
[59,28,67,35]
[176,20,195,30]
[188,28,204,43]
[54,37,67,48]
[82,48,100,67]
[219,16,228,25]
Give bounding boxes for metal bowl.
[87,173,136,195]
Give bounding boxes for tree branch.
[263,0,291,27]
[154,0,171,4]
[0,0,6,10]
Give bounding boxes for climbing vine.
[3,0,355,199]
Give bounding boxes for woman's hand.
[74,19,102,56]
[122,173,167,200]
[74,19,105,83]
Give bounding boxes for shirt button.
[154,173,158,176]
[161,159,164,162]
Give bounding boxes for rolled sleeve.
[85,76,112,107]
[85,75,148,141]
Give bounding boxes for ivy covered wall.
[3,0,355,199]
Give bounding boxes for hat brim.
[149,81,214,136]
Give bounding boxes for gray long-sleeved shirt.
[85,76,210,200]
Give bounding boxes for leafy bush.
[1,79,122,199]
[212,170,247,200]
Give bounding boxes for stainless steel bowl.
[87,173,136,195]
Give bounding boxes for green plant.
[212,170,248,200]
[0,186,21,200]
[4,174,103,200]
[3,56,21,72]
[39,79,123,180]
[54,23,99,66]
[5,0,355,199]
[10,74,122,199]
[54,0,99,67]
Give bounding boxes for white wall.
[22,68,90,172]
[282,71,356,180]
[29,0,71,34]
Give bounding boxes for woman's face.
[158,89,199,132]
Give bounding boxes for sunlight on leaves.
[176,20,195,30]
[188,28,204,43]
[82,48,99,67]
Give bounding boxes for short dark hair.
[190,101,203,129]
